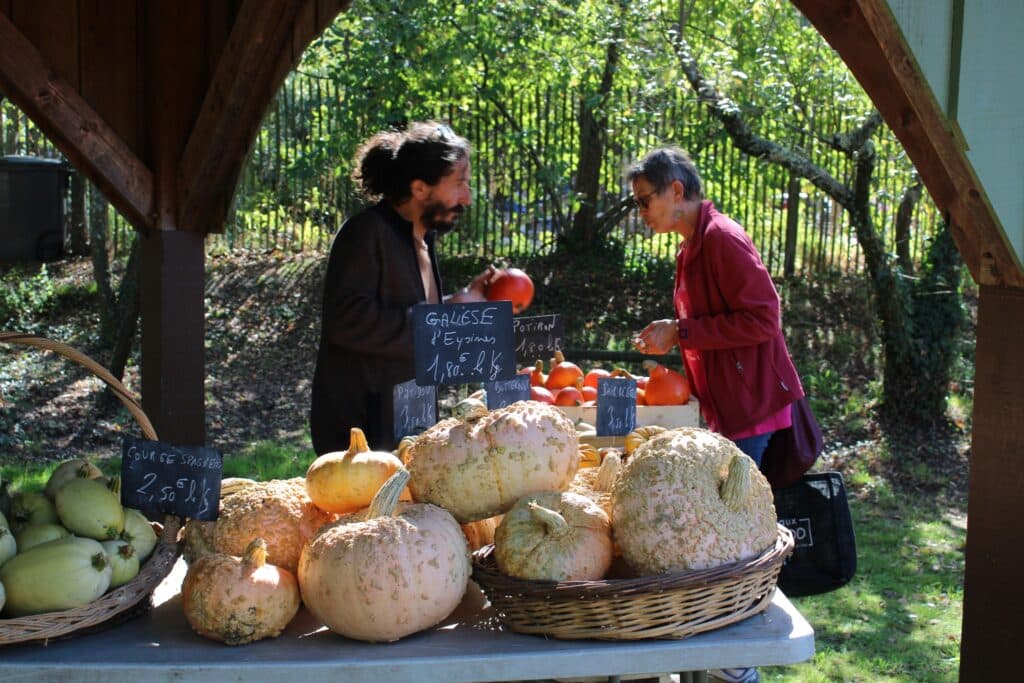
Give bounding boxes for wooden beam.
[177,0,309,234]
[0,10,154,230]
[961,285,1024,678]
[791,0,1024,287]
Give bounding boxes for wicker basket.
[472,523,794,641]
[0,332,181,646]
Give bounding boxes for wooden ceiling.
[0,0,349,237]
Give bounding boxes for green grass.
[765,480,964,682]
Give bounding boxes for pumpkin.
[568,451,622,518]
[494,491,613,582]
[182,477,334,574]
[0,536,111,616]
[641,360,691,405]
[611,427,777,574]
[545,351,584,391]
[484,267,535,314]
[577,443,601,469]
[526,360,547,387]
[305,427,409,514]
[405,400,579,522]
[624,425,667,455]
[530,385,555,404]
[182,538,300,645]
[554,384,583,406]
[44,458,104,498]
[298,470,470,642]
[461,515,503,551]
[54,478,125,541]
[583,367,611,390]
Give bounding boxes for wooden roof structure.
[0,0,1019,678]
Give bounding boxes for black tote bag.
[773,471,857,597]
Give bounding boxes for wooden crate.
[556,401,701,448]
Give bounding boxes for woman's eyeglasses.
[632,189,658,210]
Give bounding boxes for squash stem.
[366,469,411,520]
[527,502,570,537]
[348,427,370,454]
[242,538,268,569]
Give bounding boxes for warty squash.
[298,469,470,642]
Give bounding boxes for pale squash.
[406,400,578,522]
[494,491,612,582]
[611,427,777,574]
[298,469,470,642]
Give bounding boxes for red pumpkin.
[530,385,555,404]
[546,351,584,391]
[554,385,583,407]
[485,268,535,314]
[583,367,611,390]
[642,361,691,405]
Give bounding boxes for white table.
[0,559,814,683]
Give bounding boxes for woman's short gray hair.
[627,147,703,200]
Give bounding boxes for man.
[310,122,494,453]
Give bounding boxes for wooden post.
[960,284,1024,678]
[139,229,205,445]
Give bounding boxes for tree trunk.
[894,180,922,273]
[784,174,801,278]
[67,172,88,255]
[106,237,141,383]
[563,1,624,251]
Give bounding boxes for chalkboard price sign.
[485,373,532,409]
[413,301,516,386]
[513,314,564,365]
[120,436,222,520]
[393,379,437,442]
[596,377,638,437]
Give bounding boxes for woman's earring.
[673,209,684,220]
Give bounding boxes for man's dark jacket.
[310,202,441,453]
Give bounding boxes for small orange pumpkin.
[546,351,584,391]
[305,427,409,514]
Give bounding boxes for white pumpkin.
[611,427,777,574]
[494,491,613,582]
[298,469,470,642]
[406,400,579,522]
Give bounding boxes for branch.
[668,32,855,208]
[828,111,885,155]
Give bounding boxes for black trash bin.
[0,155,69,262]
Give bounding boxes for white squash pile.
[0,459,159,618]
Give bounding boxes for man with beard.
[310,121,496,453]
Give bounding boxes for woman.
[629,146,803,466]
[628,147,803,683]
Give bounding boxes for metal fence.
[2,73,941,277]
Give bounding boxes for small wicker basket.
[472,524,794,641]
[0,332,181,646]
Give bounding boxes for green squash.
[1,536,112,616]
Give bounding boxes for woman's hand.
[633,319,679,355]
[447,264,498,303]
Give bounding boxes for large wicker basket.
[0,332,181,646]
[472,523,794,641]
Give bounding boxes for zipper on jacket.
[780,380,790,391]
[735,361,744,373]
